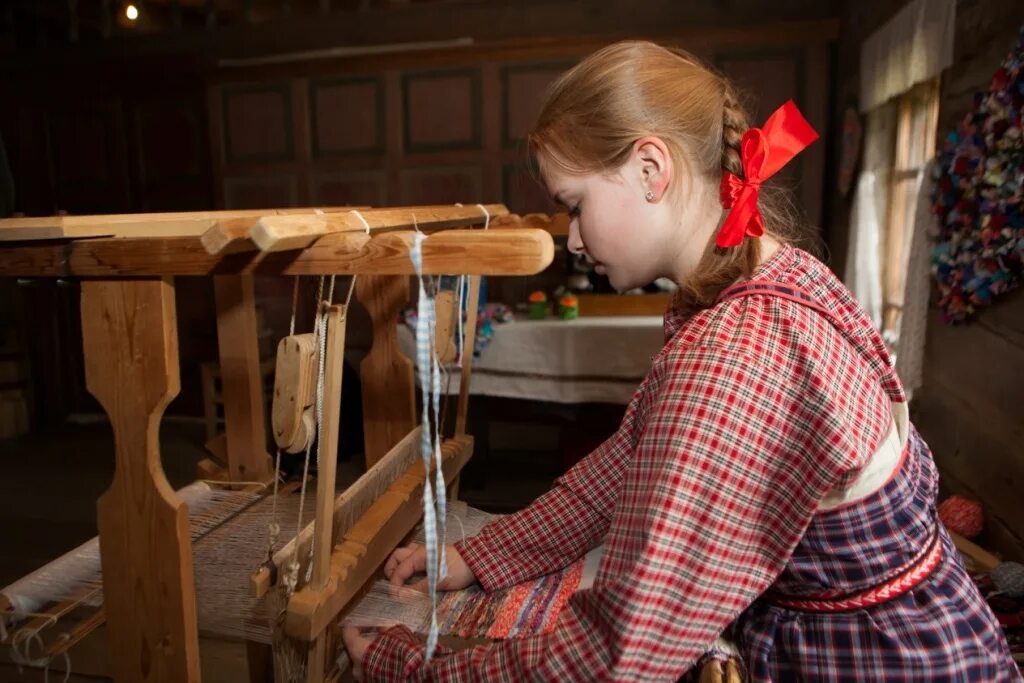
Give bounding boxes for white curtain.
[860,0,955,112]
[845,105,896,329]
[894,162,935,398]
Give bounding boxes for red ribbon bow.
[716,100,819,248]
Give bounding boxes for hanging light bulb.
[125,4,139,21]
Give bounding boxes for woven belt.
[766,528,943,613]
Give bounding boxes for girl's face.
[541,155,668,292]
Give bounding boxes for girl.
[343,41,1020,681]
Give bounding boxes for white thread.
[475,203,491,229]
[412,213,421,234]
[305,303,331,584]
[270,276,301,561]
[290,276,326,591]
[10,617,70,683]
[199,480,270,489]
[343,275,358,310]
[44,634,71,683]
[349,209,371,235]
[410,232,446,663]
[314,208,325,215]
[288,277,299,336]
[452,512,467,545]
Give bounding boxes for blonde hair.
[528,41,804,313]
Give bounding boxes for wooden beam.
[80,278,199,682]
[213,275,274,482]
[0,227,554,277]
[215,203,508,254]
[306,303,348,683]
[285,435,473,641]
[357,275,416,467]
[311,304,347,591]
[490,211,570,236]
[0,207,335,241]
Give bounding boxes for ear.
[633,136,673,201]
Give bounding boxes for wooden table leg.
[357,275,415,468]
[81,277,200,683]
[214,274,273,481]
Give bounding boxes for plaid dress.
[362,246,1019,681]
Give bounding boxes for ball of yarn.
[938,495,984,538]
[991,562,1024,598]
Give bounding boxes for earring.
[645,190,655,201]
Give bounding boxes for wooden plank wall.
[830,0,1024,560]
[208,34,832,306]
[912,0,1024,561]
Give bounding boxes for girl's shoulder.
[664,245,885,366]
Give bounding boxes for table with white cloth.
[397,315,666,497]
[397,315,666,405]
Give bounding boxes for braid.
[721,85,748,178]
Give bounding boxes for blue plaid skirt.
[737,426,1021,681]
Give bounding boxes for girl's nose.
[567,217,585,255]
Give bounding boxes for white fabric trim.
[860,0,954,112]
[820,402,909,511]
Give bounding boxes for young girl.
[343,41,1020,681]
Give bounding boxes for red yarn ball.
[938,495,984,538]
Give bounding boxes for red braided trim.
[768,531,943,613]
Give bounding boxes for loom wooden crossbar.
[0,204,554,683]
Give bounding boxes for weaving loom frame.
[0,205,556,682]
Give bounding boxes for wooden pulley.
[434,290,458,364]
[272,333,319,452]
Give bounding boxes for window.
[881,78,939,341]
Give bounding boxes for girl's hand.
[341,626,374,682]
[384,543,476,591]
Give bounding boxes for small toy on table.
[558,293,579,320]
[528,291,549,319]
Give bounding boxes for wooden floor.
[0,413,567,681]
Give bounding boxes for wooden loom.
[0,203,556,682]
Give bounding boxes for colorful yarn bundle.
[938,495,985,538]
[992,562,1024,599]
[931,25,1024,323]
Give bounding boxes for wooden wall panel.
[503,163,553,215]
[502,63,569,147]
[133,98,211,211]
[399,166,483,205]
[47,105,129,214]
[223,175,297,209]
[222,84,294,164]
[403,69,481,152]
[915,292,1024,561]
[310,76,385,157]
[312,170,386,207]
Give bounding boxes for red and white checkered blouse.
[361,245,1019,681]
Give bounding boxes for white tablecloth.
[397,316,665,404]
